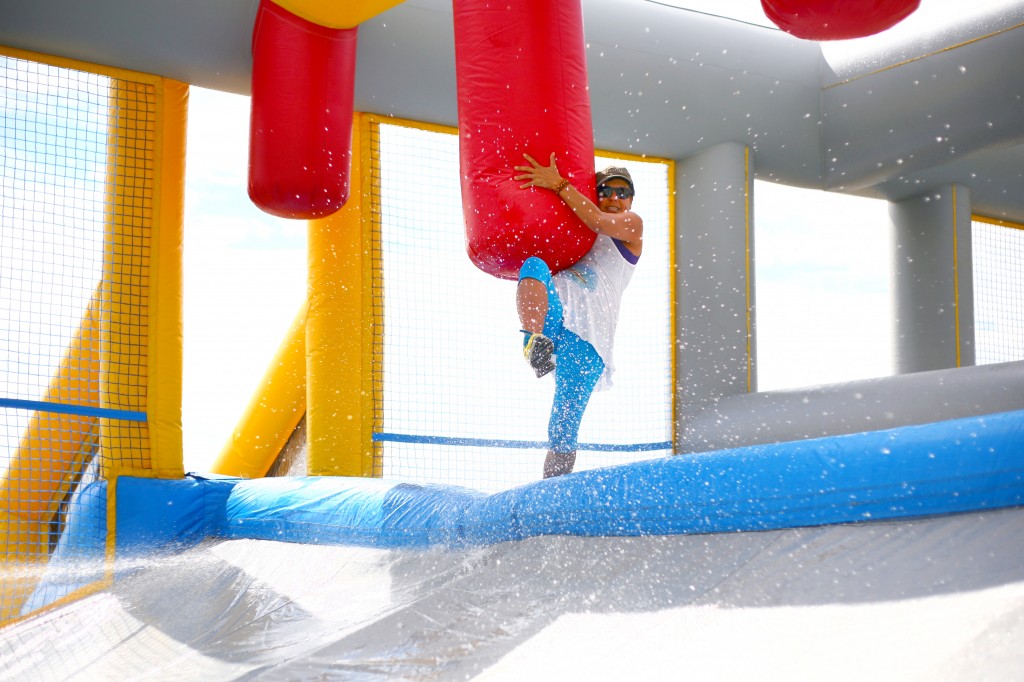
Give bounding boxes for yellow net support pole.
[100,76,186,481]
[306,113,382,477]
[148,78,187,479]
[100,79,152,478]
[211,302,309,478]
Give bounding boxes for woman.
[512,153,644,478]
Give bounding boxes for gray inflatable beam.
[677,360,1024,453]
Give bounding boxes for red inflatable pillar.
[249,0,357,219]
[761,0,920,40]
[454,0,597,280]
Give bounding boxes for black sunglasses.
[597,185,634,200]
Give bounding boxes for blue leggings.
[520,257,605,454]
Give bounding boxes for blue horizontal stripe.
[373,432,672,452]
[0,397,147,422]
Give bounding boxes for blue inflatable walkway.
[102,408,1024,552]
[22,407,1024,617]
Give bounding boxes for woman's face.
[597,179,634,214]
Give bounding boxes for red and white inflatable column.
[761,0,920,40]
[453,0,597,280]
[248,0,357,219]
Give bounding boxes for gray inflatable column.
[674,142,755,451]
[891,184,975,373]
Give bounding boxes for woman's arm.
[514,153,643,249]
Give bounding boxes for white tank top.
[553,234,638,390]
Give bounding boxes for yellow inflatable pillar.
[101,77,186,480]
[147,78,188,480]
[211,302,309,478]
[306,114,381,476]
